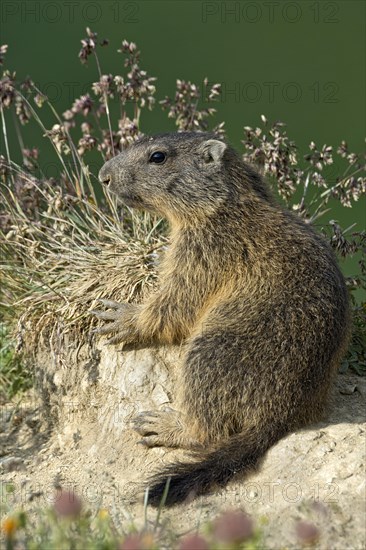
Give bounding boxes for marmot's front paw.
[91,299,141,344]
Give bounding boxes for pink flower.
[213,510,253,543]
[53,490,82,518]
[295,521,320,546]
[179,534,209,550]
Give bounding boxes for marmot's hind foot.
[132,408,202,450]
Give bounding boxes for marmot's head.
[99,131,271,222]
[98,132,238,220]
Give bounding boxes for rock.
[1,343,365,549]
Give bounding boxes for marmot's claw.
[137,436,163,447]
[105,335,123,345]
[134,410,160,420]
[97,298,123,309]
[90,309,122,321]
[93,321,120,335]
[132,411,161,436]
[132,412,160,431]
[105,330,136,345]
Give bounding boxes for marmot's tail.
[146,427,286,507]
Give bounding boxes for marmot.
[94,132,350,507]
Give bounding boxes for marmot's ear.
[201,139,227,163]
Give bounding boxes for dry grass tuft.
[0,175,165,352]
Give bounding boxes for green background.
[1,0,365,295]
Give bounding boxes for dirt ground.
[1,366,365,549]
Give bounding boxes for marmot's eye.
[149,151,166,164]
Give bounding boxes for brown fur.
[94,132,351,506]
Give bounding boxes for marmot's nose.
[98,164,111,186]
